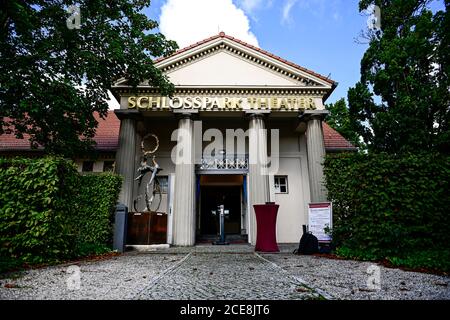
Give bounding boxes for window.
[103,161,115,172]
[274,176,288,194]
[158,176,169,194]
[82,161,94,172]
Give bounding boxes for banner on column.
[308,202,332,242]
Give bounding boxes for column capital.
[114,109,142,120]
[298,109,329,122]
[245,110,270,120]
[172,109,199,120]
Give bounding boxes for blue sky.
[142,0,445,104]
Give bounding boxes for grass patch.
[0,256,23,274]
[335,246,450,275]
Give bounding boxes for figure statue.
[135,155,159,185]
[133,134,162,212]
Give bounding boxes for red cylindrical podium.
[253,203,280,252]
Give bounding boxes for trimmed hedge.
[0,157,78,265]
[0,157,122,270]
[324,153,450,266]
[72,173,123,254]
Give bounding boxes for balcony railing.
[197,155,249,172]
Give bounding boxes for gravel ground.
[136,252,320,300]
[1,245,448,300]
[263,254,450,300]
[0,253,183,300]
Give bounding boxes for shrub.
[71,173,123,255]
[324,152,450,262]
[0,157,122,271]
[0,157,78,265]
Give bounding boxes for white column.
[172,115,196,246]
[248,113,270,245]
[306,117,327,203]
[115,117,137,209]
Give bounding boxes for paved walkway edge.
[254,252,335,300]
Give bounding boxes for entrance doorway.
[197,175,246,242]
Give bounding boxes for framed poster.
[308,202,333,242]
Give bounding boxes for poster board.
[308,202,332,242]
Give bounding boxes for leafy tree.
[325,98,362,148]
[0,0,178,157]
[348,0,449,154]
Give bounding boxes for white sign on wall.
[308,202,333,242]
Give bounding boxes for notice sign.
[308,202,332,242]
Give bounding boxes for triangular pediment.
[114,34,335,91]
[163,50,302,87]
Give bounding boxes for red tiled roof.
[1,112,354,152]
[93,111,120,151]
[0,111,120,152]
[323,122,356,150]
[154,32,336,86]
[0,131,35,151]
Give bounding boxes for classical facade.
[111,32,353,246]
[0,32,355,246]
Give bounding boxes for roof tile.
[323,122,356,149]
[0,111,120,152]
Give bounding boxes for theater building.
[110,32,355,247]
[0,32,355,247]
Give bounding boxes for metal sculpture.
[133,134,163,212]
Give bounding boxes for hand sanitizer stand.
[213,205,230,245]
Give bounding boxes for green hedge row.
[72,173,122,256]
[0,157,122,268]
[324,153,450,264]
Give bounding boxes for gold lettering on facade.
[149,97,161,109]
[184,97,193,109]
[126,96,318,111]
[137,96,149,109]
[236,98,243,109]
[258,98,268,109]
[128,96,136,109]
[279,98,288,109]
[203,97,212,109]
[247,97,257,109]
[169,97,183,109]
[308,97,316,109]
[224,98,234,109]
[193,97,202,109]
[270,97,279,109]
[211,98,221,109]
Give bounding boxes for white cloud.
[159,0,259,48]
[239,0,264,13]
[281,0,299,25]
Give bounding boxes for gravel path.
[263,254,450,300]
[1,245,448,300]
[136,252,320,300]
[0,253,183,300]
